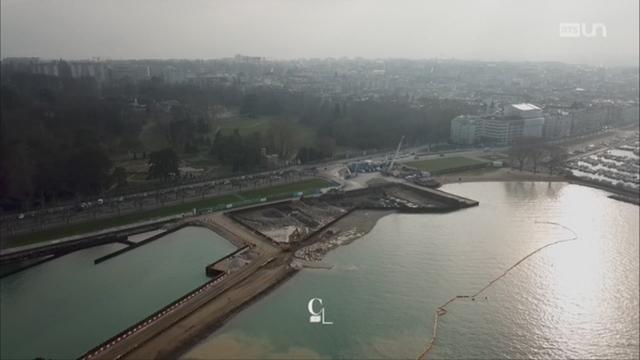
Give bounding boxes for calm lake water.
[0,226,236,359]
[185,182,640,359]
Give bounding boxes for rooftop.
[511,103,541,111]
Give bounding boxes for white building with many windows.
[450,103,546,145]
[450,115,481,145]
[504,103,545,138]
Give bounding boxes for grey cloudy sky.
[1,0,638,66]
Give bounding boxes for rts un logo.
[308,298,333,325]
[559,23,607,38]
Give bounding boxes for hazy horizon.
[1,0,639,66]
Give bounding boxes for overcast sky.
[1,0,638,66]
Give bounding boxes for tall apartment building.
[543,109,572,139]
[450,103,545,145]
[450,115,481,145]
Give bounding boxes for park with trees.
[1,66,474,212]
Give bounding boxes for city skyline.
[1,0,638,66]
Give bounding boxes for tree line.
[1,72,138,211]
[508,137,569,174]
[1,69,477,211]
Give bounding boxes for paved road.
[2,172,317,238]
[87,213,290,360]
[87,252,279,360]
[2,144,412,237]
[120,257,292,360]
[7,128,634,238]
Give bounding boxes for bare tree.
[545,145,569,174]
[266,118,296,159]
[529,147,545,173]
[509,137,545,172]
[509,138,531,171]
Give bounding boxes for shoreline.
[112,184,477,359]
[177,178,639,359]
[182,208,396,357]
[95,177,636,359]
[293,209,395,263]
[169,258,298,360]
[436,168,639,200]
[91,252,294,360]
[14,177,636,359]
[436,167,565,185]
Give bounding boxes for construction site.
[74,181,478,360]
[230,183,476,246]
[0,130,486,360]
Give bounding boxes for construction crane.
[344,165,353,179]
[387,135,405,173]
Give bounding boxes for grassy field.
[215,116,318,147]
[181,116,318,170]
[406,156,487,173]
[216,117,272,136]
[118,115,323,195]
[238,178,331,199]
[138,115,319,154]
[3,178,333,249]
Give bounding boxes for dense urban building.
[450,103,546,145]
[452,101,639,145]
[2,56,637,149]
[450,115,481,145]
[543,109,573,139]
[503,103,545,137]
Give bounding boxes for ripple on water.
[185,182,639,359]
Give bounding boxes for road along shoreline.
[84,183,478,360]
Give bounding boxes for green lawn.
[239,178,331,198]
[216,117,272,136]
[3,178,333,249]
[216,116,318,147]
[406,156,487,173]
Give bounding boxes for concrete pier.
[76,184,479,360]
